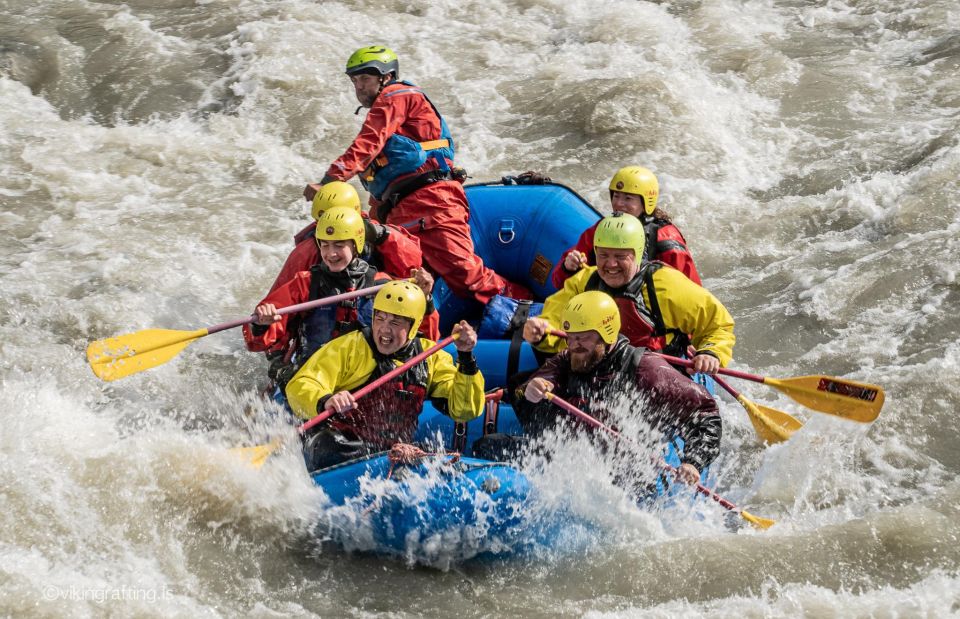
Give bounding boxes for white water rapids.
[2,0,959,616]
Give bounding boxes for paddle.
[86,285,387,382]
[236,333,458,467]
[712,375,802,444]
[649,353,804,443]
[655,354,884,424]
[543,392,775,529]
[545,330,802,444]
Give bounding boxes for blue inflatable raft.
[304,181,712,561]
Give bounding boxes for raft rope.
[358,444,463,517]
[385,442,460,479]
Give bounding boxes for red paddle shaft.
[544,392,745,513]
[207,284,387,336]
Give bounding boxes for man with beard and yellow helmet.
[517,291,721,485]
[552,166,701,288]
[286,281,484,470]
[524,213,734,376]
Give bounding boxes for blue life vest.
[360,81,455,200]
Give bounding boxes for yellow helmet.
[594,212,646,260]
[311,181,361,221]
[373,280,426,340]
[561,291,621,345]
[315,206,365,254]
[609,166,659,215]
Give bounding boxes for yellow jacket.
[285,329,485,423]
[535,264,736,366]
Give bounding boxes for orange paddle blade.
[86,328,208,381]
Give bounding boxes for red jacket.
[268,218,423,295]
[551,219,701,289]
[325,82,448,195]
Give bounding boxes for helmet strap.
[376,73,393,95]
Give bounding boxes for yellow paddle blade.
[737,395,803,444]
[741,510,776,529]
[766,375,884,423]
[86,328,208,381]
[230,439,283,469]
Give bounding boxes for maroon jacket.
[517,336,721,471]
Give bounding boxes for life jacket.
[360,80,455,200]
[328,328,430,448]
[299,260,376,360]
[584,262,690,357]
[643,217,691,262]
[642,217,668,262]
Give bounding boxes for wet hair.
[650,206,672,221]
[610,190,671,221]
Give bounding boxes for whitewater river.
[2,0,959,616]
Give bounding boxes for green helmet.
[345,46,399,78]
[593,212,646,259]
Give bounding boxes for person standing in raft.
[524,213,735,376]
[286,281,484,471]
[303,45,532,304]
[244,206,439,387]
[517,291,721,486]
[268,181,423,294]
[552,166,702,289]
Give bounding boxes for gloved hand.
[363,218,389,246]
[514,170,552,185]
[303,175,337,201]
[268,356,298,390]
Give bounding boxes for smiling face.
[371,310,414,355]
[595,247,639,288]
[318,240,356,272]
[610,190,645,217]
[566,330,607,373]
[350,73,385,108]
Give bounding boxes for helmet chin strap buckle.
[354,105,363,115]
